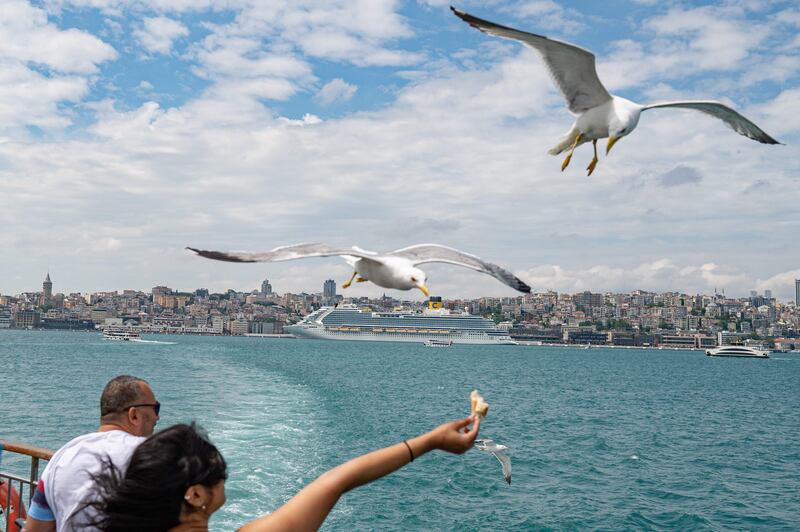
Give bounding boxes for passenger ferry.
[705,345,769,358]
[102,326,141,341]
[423,339,453,347]
[286,298,516,345]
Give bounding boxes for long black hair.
[80,423,228,531]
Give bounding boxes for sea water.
[1,330,798,530]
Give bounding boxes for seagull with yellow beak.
[187,243,531,296]
[451,7,781,176]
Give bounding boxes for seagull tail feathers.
[548,132,579,155]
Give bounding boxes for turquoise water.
[1,330,798,530]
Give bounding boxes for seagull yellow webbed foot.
[586,158,598,176]
[561,133,582,172]
[356,277,367,283]
[342,271,357,289]
[561,153,573,171]
[586,139,598,176]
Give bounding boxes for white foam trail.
[130,339,177,345]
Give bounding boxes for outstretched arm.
[239,416,480,532]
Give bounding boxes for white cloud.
[756,269,800,297]
[316,78,358,105]
[0,0,117,74]
[134,16,189,54]
[0,61,88,131]
[520,260,755,296]
[600,5,769,91]
[504,1,586,34]
[750,87,800,137]
[0,1,116,134]
[657,165,702,187]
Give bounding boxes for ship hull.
[286,325,516,345]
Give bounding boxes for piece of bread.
[470,389,489,419]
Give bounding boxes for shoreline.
[4,329,797,354]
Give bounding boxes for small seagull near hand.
[475,438,511,484]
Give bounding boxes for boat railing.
[1,441,53,529]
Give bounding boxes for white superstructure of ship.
[102,326,141,341]
[286,297,516,345]
[705,345,769,358]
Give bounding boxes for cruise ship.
[705,345,769,358]
[286,298,516,345]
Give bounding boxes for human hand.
[429,416,480,455]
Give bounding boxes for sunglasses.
[125,402,161,416]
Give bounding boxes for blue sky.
[2,0,799,299]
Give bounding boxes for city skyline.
[1,2,798,299]
[3,270,798,304]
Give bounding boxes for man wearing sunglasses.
[26,375,160,531]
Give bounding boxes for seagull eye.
[411,277,417,283]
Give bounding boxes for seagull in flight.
[475,439,512,484]
[187,243,531,296]
[451,6,781,176]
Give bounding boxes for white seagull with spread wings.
[187,243,531,296]
[475,438,512,484]
[451,6,781,176]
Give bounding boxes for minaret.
[41,272,53,306]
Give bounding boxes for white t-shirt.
[36,430,145,531]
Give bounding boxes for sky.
[1,0,799,301]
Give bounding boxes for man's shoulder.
[59,430,144,451]
[48,431,145,470]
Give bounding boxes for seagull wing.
[451,6,611,113]
[493,450,512,484]
[389,244,531,293]
[474,439,494,449]
[186,243,377,263]
[642,100,781,144]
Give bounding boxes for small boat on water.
[102,327,141,341]
[706,345,769,358]
[423,339,453,347]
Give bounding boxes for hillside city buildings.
[1,273,799,349]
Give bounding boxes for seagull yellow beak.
[418,284,430,297]
[606,135,619,154]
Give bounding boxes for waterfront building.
[261,278,272,295]
[796,279,800,306]
[230,319,249,335]
[14,309,40,328]
[90,308,109,322]
[567,330,607,345]
[658,335,696,348]
[574,291,604,308]
[0,307,11,328]
[245,293,269,304]
[717,331,747,345]
[609,331,635,346]
[152,286,172,299]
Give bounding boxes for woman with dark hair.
[82,423,228,531]
[85,416,480,531]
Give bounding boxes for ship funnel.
[428,296,443,310]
